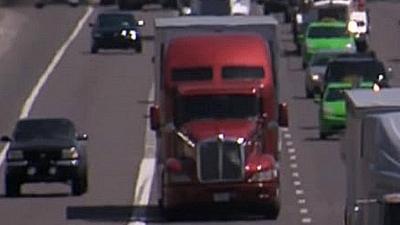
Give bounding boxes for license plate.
[213,192,231,202]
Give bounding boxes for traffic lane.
[0,7,178,225]
[0,4,87,143]
[367,1,400,86]
[278,22,345,225]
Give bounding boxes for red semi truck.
[149,16,287,219]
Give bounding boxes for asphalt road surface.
[0,1,398,225]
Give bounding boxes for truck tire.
[135,44,143,53]
[91,42,99,54]
[34,1,45,8]
[5,177,20,197]
[118,0,142,10]
[320,132,327,140]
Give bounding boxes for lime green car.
[319,82,371,139]
[302,20,356,68]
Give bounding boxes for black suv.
[2,118,88,197]
[90,12,144,54]
[323,52,390,92]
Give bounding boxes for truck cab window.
[171,67,213,81]
[222,66,264,79]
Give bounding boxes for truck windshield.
[308,26,347,38]
[98,14,136,28]
[222,66,264,79]
[326,61,385,83]
[174,94,260,126]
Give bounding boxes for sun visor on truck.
[363,112,400,184]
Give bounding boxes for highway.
[0,0,398,225]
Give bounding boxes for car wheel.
[320,132,327,140]
[71,158,88,196]
[5,177,20,197]
[34,1,45,8]
[91,43,99,54]
[69,2,79,7]
[305,88,313,98]
[135,44,142,53]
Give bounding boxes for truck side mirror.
[150,105,161,131]
[278,103,288,127]
[77,133,89,141]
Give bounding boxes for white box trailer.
[342,88,400,225]
[153,15,280,102]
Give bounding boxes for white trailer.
[177,0,253,16]
[342,88,400,225]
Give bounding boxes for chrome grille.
[198,139,244,182]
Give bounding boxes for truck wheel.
[263,200,280,220]
[5,177,20,197]
[305,88,313,98]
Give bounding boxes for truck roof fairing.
[166,34,271,68]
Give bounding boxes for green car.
[319,82,371,139]
[302,19,356,68]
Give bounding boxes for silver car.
[305,52,341,98]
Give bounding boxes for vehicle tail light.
[166,158,182,173]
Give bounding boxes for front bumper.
[6,160,81,183]
[163,180,279,209]
[93,36,141,49]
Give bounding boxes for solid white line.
[128,84,156,225]
[0,7,94,165]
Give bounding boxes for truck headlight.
[249,169,277,182]
[7,150,23,160]
[61,147,78,159]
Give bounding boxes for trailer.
[342,88,400,225]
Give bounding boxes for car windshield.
[308,26,348,38]
[174,94,260,126]
[311,53,338,66]
[326,61,385,82]
[325,87,349,101]
[98,14,135,28]
[13,119,75,142]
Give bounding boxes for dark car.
[323,52,390,92]
[90,12,144,54]
[2,118,89,197]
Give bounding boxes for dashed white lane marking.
[284,133,292,139]
[0,7,94,165]
[128,85,156,225]
[294,180,301,186]
[282,130,313,224]
[300,208,309,214]
[298,199,306,204]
